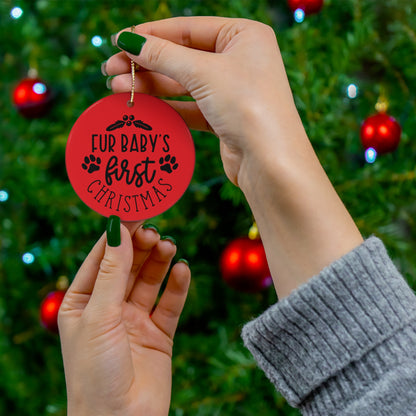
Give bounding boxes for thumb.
[116,31,208,92]
[88,216,133,310]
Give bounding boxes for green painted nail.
[100,60,108,76]
[161,235,176,245]
[107,215,121,247]
[117,32,147,55]
[178,258,189,266]
[106,76,114,90]
[142,223,159,233]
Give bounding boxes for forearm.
[241,237,416,414]
[238,109,363,298]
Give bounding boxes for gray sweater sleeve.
[241,237,416,415]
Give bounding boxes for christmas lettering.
[105,155,156,188]
[87,179,173,213]
[91,133,170,153]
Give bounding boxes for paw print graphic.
[82,154,101,174]
[159,154,178,174]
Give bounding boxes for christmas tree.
[1,0,416,414]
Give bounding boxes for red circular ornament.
[220,237,272,293]
[13,77,52,118]
[40,290,66,333]
[287,0,324,14]
[360,112,401,154]
[66,93,195,221]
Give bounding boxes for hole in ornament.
[127,100,134,107]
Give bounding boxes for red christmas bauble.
[360,112,401,154]
[40,290,66,332]
[220,237,272,293]
[13,77,52,118]
[287,0,324,14]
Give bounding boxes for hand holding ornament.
[58,219,190,416]
[105,16,362,298]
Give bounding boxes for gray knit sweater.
[241,237,416,415]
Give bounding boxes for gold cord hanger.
[127,26,136,107]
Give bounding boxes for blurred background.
[1,0,416,414]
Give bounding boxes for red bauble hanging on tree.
[13,77,52,118]
[360,112,401,155]
[40,290,66,333]
[220,236,272,293]
[287,0,324,15]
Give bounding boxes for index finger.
[105,16,233,76]
[120,16,233,52]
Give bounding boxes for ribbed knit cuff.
[241,237,416,413]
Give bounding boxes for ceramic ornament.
[66,92,195,221]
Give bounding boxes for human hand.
[58,217,191,416]
[104,17,363,299]
[104,16,303,187]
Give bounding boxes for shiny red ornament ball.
[220,237,272,293]
[287,0,324,14]
[360,113,401,155]
[40,290,66,333]
[13,77,52,118]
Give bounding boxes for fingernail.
[100,60,108,76]
[142,223,159,233]
[107,215,121,247]
[178,258,189,266]
[161,235,176,245]
[117,32,147,55]
[111,33,118,46]
[106,76,113,90]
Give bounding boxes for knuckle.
[57,307,66,328]
[252,21,276,38]
[180,27,193,47]
[159,304,179,320]
[98,256,121,279]
[180,58,209,93]
[262,23,277,39]
[146,40,170,67]
[239,19,275,40]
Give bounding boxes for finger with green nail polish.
[107,215,121,247]
[117,32,147,55]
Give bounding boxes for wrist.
[236,114,363,298]
[237,106,310,195]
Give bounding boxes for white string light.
[347,83,358,99]
[365,147,377,164]
[10,7,23,19]
[0,190,8,202]
[91,35,103,47]
[294,8,305,23]
[22,252,35,264]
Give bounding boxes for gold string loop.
[127,25,137,107]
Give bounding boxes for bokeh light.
[10,7,23,19]
[365,147,377,164]
[294,8,305,23]
[22,252,35,264]
[91,35,103,47]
